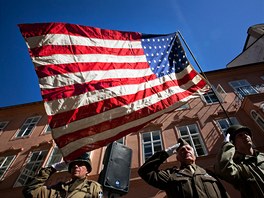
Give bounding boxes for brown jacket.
[23,167,103,198]
[138,151,229,198]
[215,142,264,198]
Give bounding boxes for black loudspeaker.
[99,141,132,195]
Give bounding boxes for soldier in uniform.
[215,124,264,198]
[23,152,103,198]
[138,138,229,198]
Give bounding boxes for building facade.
[0,63,264,198]
[1,24,264,197]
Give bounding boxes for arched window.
[251,110,264,131]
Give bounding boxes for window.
[0,121,8,131]
[251,110,264,131]
[142,130,163,161]
[216,84,227,101]
[14,150,48,187]
[202,89,219,104]
[45,146,64,168]
[15,116,41,138]
[216,117,239,134]
[177,124,207,156]
[43,125,52,134]
[229,80,258,99]
[0,155,16,180]
[116,137,125,145]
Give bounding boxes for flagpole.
[177,31,233,126]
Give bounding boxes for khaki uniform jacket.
[23,167,103,198]
[138,151,229,198]
[215,142,264,198]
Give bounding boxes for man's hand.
[51,161,68,171]
[165,143,180,156]
[224,133,230,143]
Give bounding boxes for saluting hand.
[165,143,180,156]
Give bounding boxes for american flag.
[19,23,209,161]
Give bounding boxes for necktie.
[188,165,195,174]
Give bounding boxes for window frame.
[201,88,219,105]
[42,124,52,134]
[0,155,16,181]
[15,116,41,138]
[141,130,163,162]
[14,150,48,187]
[115,137,125,145]
[229,79,258,98]
[177,124,207,157]
[0,121,9,132]
[216,117,239,134]
[45,146,64,168]
[251,110,264,131]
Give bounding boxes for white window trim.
[115,137,125,145]
[0,155,16,181]
[42,124,52,134]
[251,110,264,131]
[177,124,207,157]
[14,150,48,187]
[229,79,258,98]
[0,121,9,132]
[201,85,224,104]
[15,116,41,138]
[215,117,239,134]
[45,146,64,168]
[141,130,163,162]
[216,84,227,102]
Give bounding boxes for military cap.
[68,152,92,173]
[226,125,252,143]
[176,138,190,151]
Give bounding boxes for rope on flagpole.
[176,31,233,126]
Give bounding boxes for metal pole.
[177,31,233,126]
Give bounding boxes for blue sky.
[0,0,263,108]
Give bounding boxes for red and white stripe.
[19,23,208,161]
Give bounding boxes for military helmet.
[68,152,92,173]
[176,138,190,151]
[226,125,252,143]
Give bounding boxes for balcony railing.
[234,84,264,100]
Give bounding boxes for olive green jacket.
[23,167,103,198]
[138,150,229,198]
[215,142,264,198]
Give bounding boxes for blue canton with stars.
[141,33,189,78]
